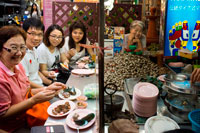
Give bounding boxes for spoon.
[77,127,79,133]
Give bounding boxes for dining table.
[45,71,99,133]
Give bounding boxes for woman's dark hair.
[31,3,40,18]
[0,25,26,51]
[69,21,87,51]
[44,24,65,49]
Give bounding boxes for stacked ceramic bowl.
[132,82,159,117]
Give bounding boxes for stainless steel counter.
[122,78,193,132]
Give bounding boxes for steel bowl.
[164,73,188,82]
[164,93,200,121]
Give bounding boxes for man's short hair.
[22,18,45,32]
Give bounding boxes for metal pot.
[104,94,124,114]
[164,93,198,120]
[104,83,124,116]
[163,73,200,120]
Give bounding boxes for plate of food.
[71,69,95,76]
[47,99,76,117]
[76,56,95,69]
[58,87,81,100]
[66,109,96,130]
[76,56,91,64]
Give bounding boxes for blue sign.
[164,0,200,56]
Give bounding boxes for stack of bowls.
[132,82,159,117]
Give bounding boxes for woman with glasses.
[37,24,69,81]
[0,25,66,132]
[61,21,94,65]
[124,20,146,52]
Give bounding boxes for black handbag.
[56,63,73,84]
[51,62,72,84]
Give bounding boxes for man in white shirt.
[21,17,52,88]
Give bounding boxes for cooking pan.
[163,93,199,120]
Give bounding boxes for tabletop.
[45,73,99,133]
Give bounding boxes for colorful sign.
[164,0,200,56]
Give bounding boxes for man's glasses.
[3,46,27,53]
[49,35,64,40]
[27,32,43,38]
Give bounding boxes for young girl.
[37,24,68,80]
[61,21,94,65]
[30,3,41,19]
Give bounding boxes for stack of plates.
[132,82,159,117]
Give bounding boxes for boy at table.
[21,17,53,88]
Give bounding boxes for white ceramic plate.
[66,109,96,130]
[47,100,76,117]
[58,88,81,100]
[157,75,165,82]
[71,69,95,76]
[144,116,180,133]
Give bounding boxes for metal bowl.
[164,94,200,120]
[164,73,188,82]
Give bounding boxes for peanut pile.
[104,53,169,90]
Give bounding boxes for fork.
[77,127,79,133]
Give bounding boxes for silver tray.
[164,81,200,95]
[124,77,141,96]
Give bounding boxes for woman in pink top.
[0,25,66,132]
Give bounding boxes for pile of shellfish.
[104,53,169,90]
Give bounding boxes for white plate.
[78,56,90,62]
[47,100,76,117]
[71,69,95,76]
[58,88,81,100]
[144,116,180,133]
[157,75,165,82]
[66,109,96,130]
[84,64,89,69]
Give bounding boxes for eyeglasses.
[3,46,27,53]
[49,35,64,40]
[27,32,43,38]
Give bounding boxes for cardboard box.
[104,39,114,58]
[178,49,198,59]
[114,27,125,39]
[113,39,123,55]
[104,26,125,39]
